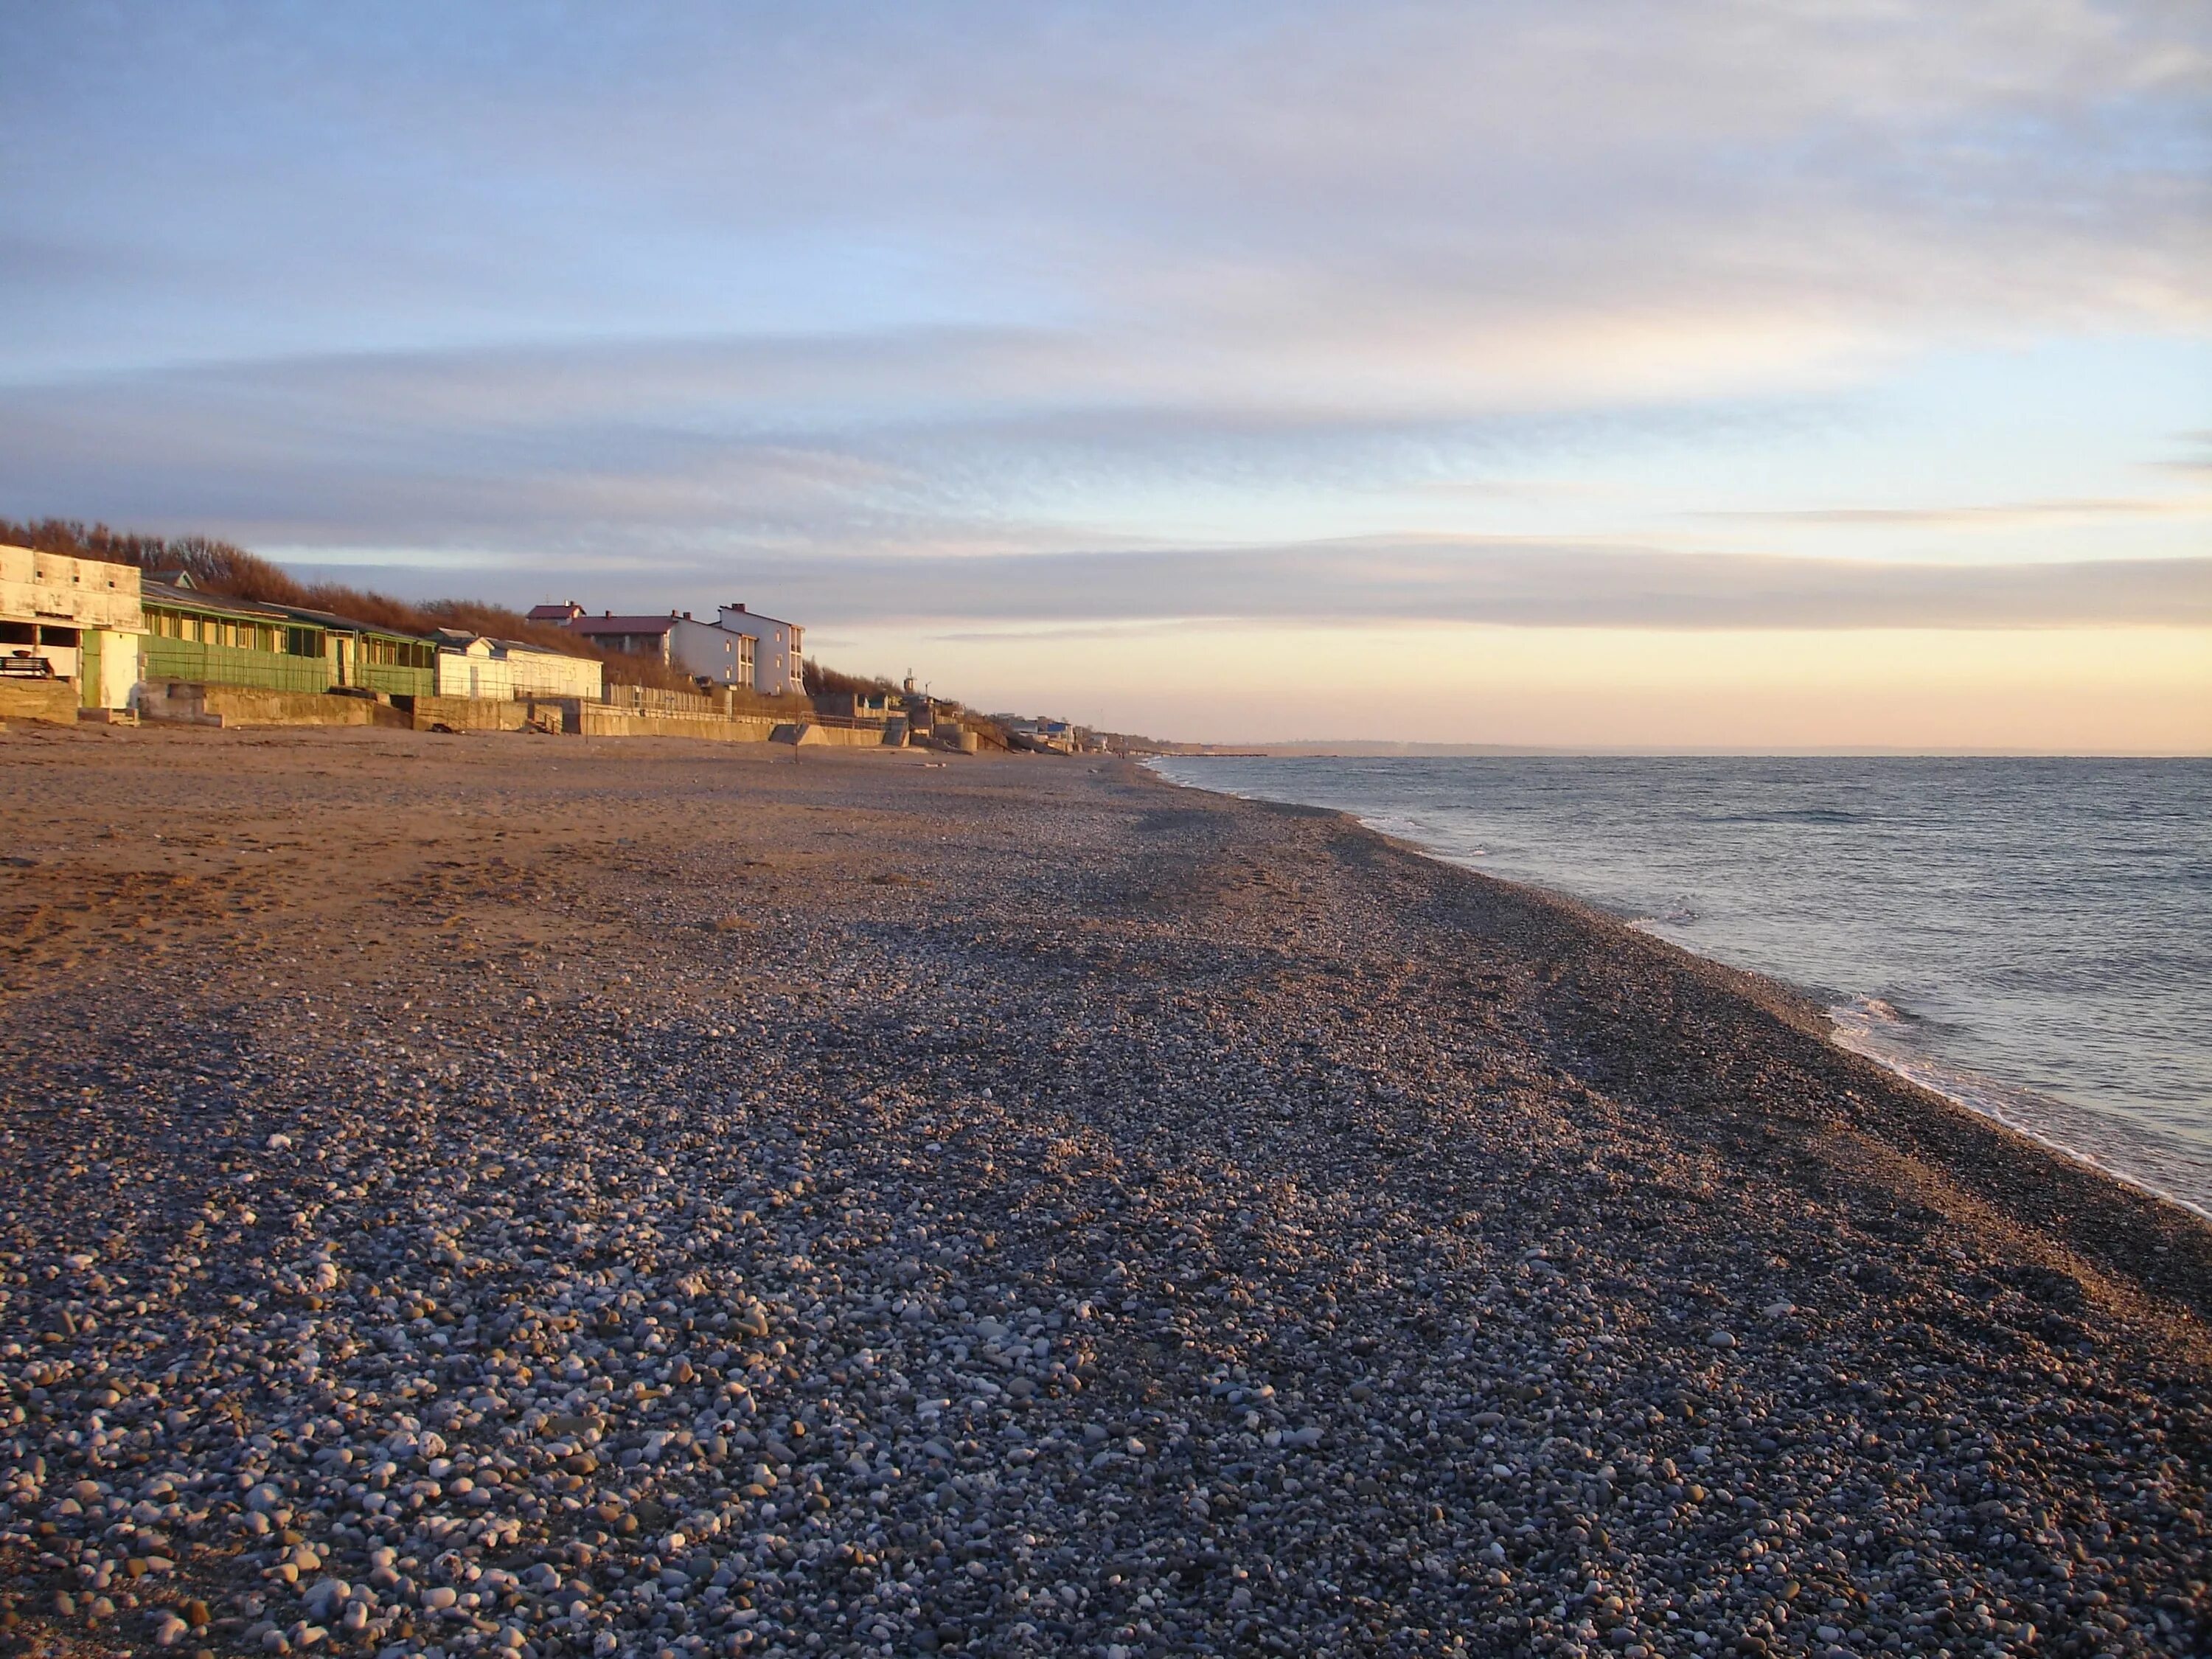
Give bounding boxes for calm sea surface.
[1149,756,2212,1218]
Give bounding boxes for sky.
[2,1,2208,748]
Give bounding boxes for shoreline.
[1151,769,2212,1327]
[1146,756,2212,1241]
[1822,1018,2212,1231]
[1,726,2207,1658]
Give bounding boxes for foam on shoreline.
[1829,997,2212,1225]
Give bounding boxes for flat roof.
[566,614,684,634]
[141,580,437,642]
[140,579,302,624]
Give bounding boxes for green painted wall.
[144,633,330,693]
[141,600,436,699]
[356,659,435,698]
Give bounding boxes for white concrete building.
[526,598,806,694]
[714,603,806,697]
[0,544,145,709]
[554,610,757,688]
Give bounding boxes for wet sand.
[0,723,2205,1658]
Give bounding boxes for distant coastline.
[1172,742,2212,758]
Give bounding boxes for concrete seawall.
[0,678,80,726]
[137,682,409,729]
[409,695,532,734]
[121,681,920,747]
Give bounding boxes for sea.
[1147,755,2212,1220]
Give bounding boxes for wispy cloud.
[1700,498,2211,529]
[282,538,2207,632]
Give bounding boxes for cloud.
[0,328,1831,560]
[4,0,2207,383]
[283,538,2212,632]
[0,0,2205,646]
[1701,498,2211,529]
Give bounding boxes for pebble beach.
[0,726,2206,1659]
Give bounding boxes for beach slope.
[0,726,2205,1656]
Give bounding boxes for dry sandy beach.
[0,726,2206,1659]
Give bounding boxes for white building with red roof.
[529,598,806,695]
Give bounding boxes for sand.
[0,722,2205,1658]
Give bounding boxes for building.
[530,597,806,695]
[813,689,903,723]
[434,632,603,700]
[714,604,805,698]
[553,609,760,688]
[141,575,438,700]
[1001,715,1080,754]
[0,544,146,709]
[142,577,327,693]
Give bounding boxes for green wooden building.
[139,576,437,698]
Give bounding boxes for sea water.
[1148,756,2212,1219]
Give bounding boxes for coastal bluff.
[1,723,2205,1658]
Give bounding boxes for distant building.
[434,633,603,701]
[536,599,807,694]
[0,544,145,709]
[557,610,759,688]
[1001,714,1079,754]
[814,689,902,723]
[714,604,806,698]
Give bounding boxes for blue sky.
[2,1,2207,744]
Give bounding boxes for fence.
[601,683,721,716]
[599,683,880,726]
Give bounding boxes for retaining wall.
[137,682,408,728]
[408,695,529,734]
[0,678,80,726]
[579,707,785,742]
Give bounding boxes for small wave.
[1703,808,1865,826]
[1830,1004,2212,1222]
